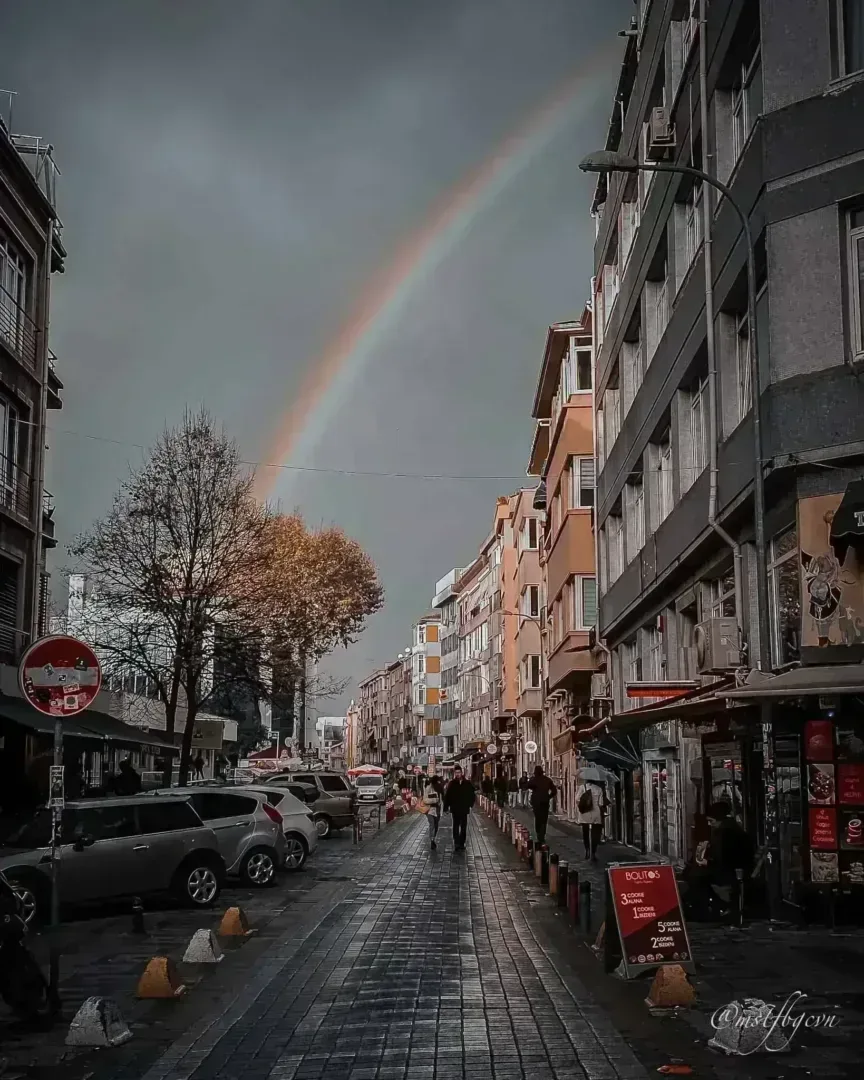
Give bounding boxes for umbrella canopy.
[347,764,387,777]
[575,764,617,785]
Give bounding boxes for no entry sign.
[605,863,694,976]
[19,634,102,718]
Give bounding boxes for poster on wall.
[798,492,864,649]
[840,852,864,886]
[836,722,864,763]
[809,806,838,849]
[839,809,864,850]
[807,762,836,805]
[804,720,835,761]
[838,764,864,804]
[810,850,840,883]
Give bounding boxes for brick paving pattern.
[129,812,647,1080]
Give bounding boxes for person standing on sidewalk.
[423,773,444,850]
[528,765,556,846]
[444,765,476,851]
[575,778,604,861]
[494,771,508,807]
[508,775,519,807]
[519,772,530,808]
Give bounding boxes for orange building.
[527,309,598,815]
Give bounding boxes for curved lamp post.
[578,150,770,672]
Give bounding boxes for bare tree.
[69,410,272,784]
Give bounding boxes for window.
[620,197,640,269]
[736,311,752,418]
[138,801,201,834]
[731,47,762,165]
[0,234,27,355]
[604,388,621,451]
[72,806,139,841]
[839,0,864,75]
[681,3,697,71]
[846,208,864,360]
[524,654,541,689]
[570,456,595,508]
[417,655,425,676]
[417,624,426,644]
[646,271,669,362]
[657,430,674,523]
[627,476,645,559]
[689,376,709,483]
[191,792,258,820]
[607,513,625,583]
[622,333,644,416]
[573,576,597,629]
[523,517,538,550]
[523,585,540,619]
[708,572,736,619]
[647,626,667,681]
[768,526,801,667]
[418,685,426,705]
[320,775,350,793]
[0,398,21,501]
[602,259,619,326]
[576,348,593,390]
[622,638,642,709]
[685,183,704,269]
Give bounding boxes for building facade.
[412,612,442,767]
[527,313,598,816]
[589,0,864,903]
[508,488,544,779]
[432,568,463,759]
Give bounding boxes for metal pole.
[48,715,62,1007]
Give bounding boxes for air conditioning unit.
[694,617,742,674]
[647,106,676,160]
[590,673,612,700]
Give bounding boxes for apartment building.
[432,568,463,759]
[357,668,388,767]
[508,488,544,778]
[412,612,442,767]
[0,114,64,663]
[345,700,360,769]
[527,313,598,815]
[589,0,864,905]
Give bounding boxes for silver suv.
[275,771,356,838]
[165,788,286,886]
[0,796,224,922]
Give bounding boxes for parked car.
[268,771,356,838]
[0,796,225,923]
[241,786,319,867]
[154,787,286,886]
[353,773,387,805]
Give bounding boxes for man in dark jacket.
[444,766,476,851]
[114,759,142,796]
[518,772,530,807]
[493,772,508,807]
[528,765,557,845]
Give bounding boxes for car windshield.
[355,776,383,787]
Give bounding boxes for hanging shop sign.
[524,740,538,755]
[486,742,498,755]
[605,864,694,977]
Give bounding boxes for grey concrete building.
[0,113,64,663]
[589,0,864,882]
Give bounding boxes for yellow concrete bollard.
[645,964,696,1008]
[136,956,186,999]
[218,906,256,938]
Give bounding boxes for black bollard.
[541,846,550,886]
[558,863,568,908]
[526,838,534,864]
[131,896,146,934]
[579,880,592,934]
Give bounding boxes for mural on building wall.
[799,494,864,647]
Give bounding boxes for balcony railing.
[0,455,33,522]
[0,283,38,372]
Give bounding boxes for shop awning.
[574,677,736,740]
[723,663,864,700]
[73,711,178,752]
[830,479,864,560]
[0,700,103,742]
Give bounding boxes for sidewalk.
[492,803,864,1077]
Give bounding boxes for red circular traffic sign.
[19,634,102,717]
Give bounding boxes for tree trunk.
[299,656,307,753]
[178,678,199,787]
[160,700,178,787]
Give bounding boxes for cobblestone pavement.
[111,811,648,1080]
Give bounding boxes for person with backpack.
[575,777,604,861]
[528,765,556,845]
[422,772,444,850]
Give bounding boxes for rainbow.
[254,47,617,501]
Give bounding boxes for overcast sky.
[1,0,631,713]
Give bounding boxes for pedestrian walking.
[528,765,556,845]
[508,775,519,807]
[575,777,604,861]
[518,772,530,808]
[423,773,444,850]
[193,753,206,780]
[494,772,508,807]
[444,765,476,851]
[114,759,142,796]
[481,775,494,799]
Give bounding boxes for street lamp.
[578,149,770,672]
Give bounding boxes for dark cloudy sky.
[1,0,630,712]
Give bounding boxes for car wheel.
[314,815,332,839]
[283,834,308,871]
[6,875,42,926]
[240,847,277,888]
[174,859,221,908]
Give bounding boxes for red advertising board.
[809,806,838,850]
[607,864,694,976]
[19,635,102,718]
[839,764,864,805]
[804,720,834,761]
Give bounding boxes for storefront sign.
[809,806,838,850]
[804,720,834,761]
[838,764,864,805]
[607,864,694,977]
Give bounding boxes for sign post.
[19,634,102,997]
[605,863,694,978]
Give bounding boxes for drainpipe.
[699,0,744,646]
[31,215,53,644]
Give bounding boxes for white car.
[243,785,319,870]
[353,774,387,804]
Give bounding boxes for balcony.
[0,284,38,373]
[516,688,543,717]
[47,352,63,409]
[42,490,56,548]
[0,456,34,525]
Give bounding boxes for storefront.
[573,725,642,848]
